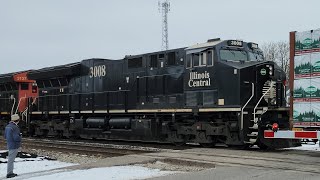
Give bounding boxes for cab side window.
[20,83,29,90]
[186,49,215,68]
[193,53,200,67]
[186,54,192,68]
[199,52,207,66]
[207,50,214,66]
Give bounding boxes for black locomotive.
[0,39,297,149]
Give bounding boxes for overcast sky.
[1,0,320,74]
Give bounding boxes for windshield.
[248,52,264,61]
[220,50,247,61]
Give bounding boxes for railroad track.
[22,137,188,150]
[0,138,159,158]
[1,138,318,174]
[38,138,318,174]
[138,148,320,174]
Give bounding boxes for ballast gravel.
[22,147,104,164]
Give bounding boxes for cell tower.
[158,0,170,50]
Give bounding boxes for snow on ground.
[24,166,175,180]
[286,141,320,151]
[0,157,75,178]
[0,154,176,180]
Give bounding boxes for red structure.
[13,72,38,113]
[0,71,38,116]
[264,30,320,143]
[265,130,320,140]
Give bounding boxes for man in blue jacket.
[4,114,21,178]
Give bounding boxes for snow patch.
[0,159,75,178]
[24,166,174,180]
[0,153,175,179]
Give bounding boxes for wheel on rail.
[313,139,318,144]
[241,144,252,150]
[173,142,185,146]
[229,144,251,150]
[200,143,215,148]
[257,141,274,150]
[257,143,268,150]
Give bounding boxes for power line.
[158,0,170,51]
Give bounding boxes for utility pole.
[158,0,170,50]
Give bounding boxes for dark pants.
[7,149,19,175]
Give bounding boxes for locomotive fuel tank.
[109,118,131,129]
[86,117,107,128]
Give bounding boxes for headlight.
[269,66,273,75]
[269,66,273,71]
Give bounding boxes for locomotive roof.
[28,62,82,80]
[0,72,15,84]
[124,47,186,58]
[0,71,30,84]
[186,39,222,50]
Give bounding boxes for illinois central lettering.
[188,71,211,87]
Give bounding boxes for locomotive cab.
[13,72,39,113]
[184,39,291,148]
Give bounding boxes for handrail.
[15,95,27,115]
[241,82,254,130]
[15,95,37,115]
[253,81,274,123]
[10,96,16,116]
[21,97,37,122]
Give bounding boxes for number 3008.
[89,65,106,78]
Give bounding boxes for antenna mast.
[158,0,170,50]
